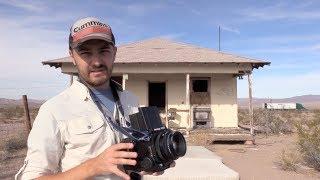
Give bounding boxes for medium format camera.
[122,106,187,172]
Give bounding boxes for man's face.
[70,39,117,87]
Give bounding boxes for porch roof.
[43,38,270,69]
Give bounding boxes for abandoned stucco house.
[42,38,270,130]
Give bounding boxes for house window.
[192,80,208,92]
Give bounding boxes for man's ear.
[69,49,76,65]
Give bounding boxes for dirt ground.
[0,122,27,180]
[187,132,320,180]
[1,122,320,180]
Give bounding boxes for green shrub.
[296,112,320,171]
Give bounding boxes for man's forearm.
[36,158,97,180]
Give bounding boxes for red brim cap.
[70,17,114,48]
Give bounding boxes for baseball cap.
[69,17,115,49]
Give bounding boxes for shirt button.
[87,125,92,129]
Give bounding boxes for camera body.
[122,106,186,172]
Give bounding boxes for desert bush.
[239,108,296,134]
[0,150,7,161]
[5,136,27,152]
[278,148,300,171]
[30,107,40,123]
[296,112,320,171]
[238,109,250,124]
[1,106,24,120]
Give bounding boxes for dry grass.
[0,105,37,179]
[238,108,315,135]
[0,128,28,179]
[278,148,301,171]
[296,111,320,171]
[0,106,24,121]
[239,108,320,172]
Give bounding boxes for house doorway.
[148,82,166,111]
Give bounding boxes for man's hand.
[90,143,137,180]
[140,161,176,176]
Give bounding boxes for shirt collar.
[71,78,123,101]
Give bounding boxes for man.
[16,17,170,180]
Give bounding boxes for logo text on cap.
[73,21,109,33]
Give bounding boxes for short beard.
[79,67,112,87]
[87,77,108,87]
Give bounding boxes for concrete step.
[142,146,239,180]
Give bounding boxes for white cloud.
[0,0,46,12]
[240,44,320,54]
[95,1,167,17]
[269,61,320,70]
[238,1,320,21]
[159,32,186,40]
[190,9,201,16]
[0,10,74,99]
[219,25,240,34]
[311,44,320,51]
[228,34,320,45]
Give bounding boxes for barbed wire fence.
[0,84,65,179]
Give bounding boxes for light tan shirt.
[15,80,139,180]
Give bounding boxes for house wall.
[210,74,238,127]
[126,74,190,127]
[125,73,238,128]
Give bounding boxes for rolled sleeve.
[15,104,64,180]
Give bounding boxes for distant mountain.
[0,98,44,108]
[238,95,320,109]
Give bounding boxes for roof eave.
[42,61,62,68]
[252,61,271,69]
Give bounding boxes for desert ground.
[187,132,320,180]
[1,106,320,180]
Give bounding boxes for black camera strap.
[88,80,150,141]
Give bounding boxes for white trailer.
[263,103,305,110]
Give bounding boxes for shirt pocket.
[65,115,108,151]
[68,115,104,135]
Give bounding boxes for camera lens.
[171,131,186,157]
[156,130,186,161]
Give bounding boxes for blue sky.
[0,0,319,100]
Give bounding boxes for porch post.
[186,74,190,106]
[122,74,128,90]
[186,74,191,129]
[69,75,73,86]
[248,72,254,135]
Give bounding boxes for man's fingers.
[170,161,176,168]
[112,158,137,166]
[111,167,130,180]
[109,143,134,151]
[152,171,164,176]
[114,151,138,158]
[139,171,148,175]
[140,171,164,176]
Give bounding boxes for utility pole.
[218,26,221,51]
[248,73,254,135]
